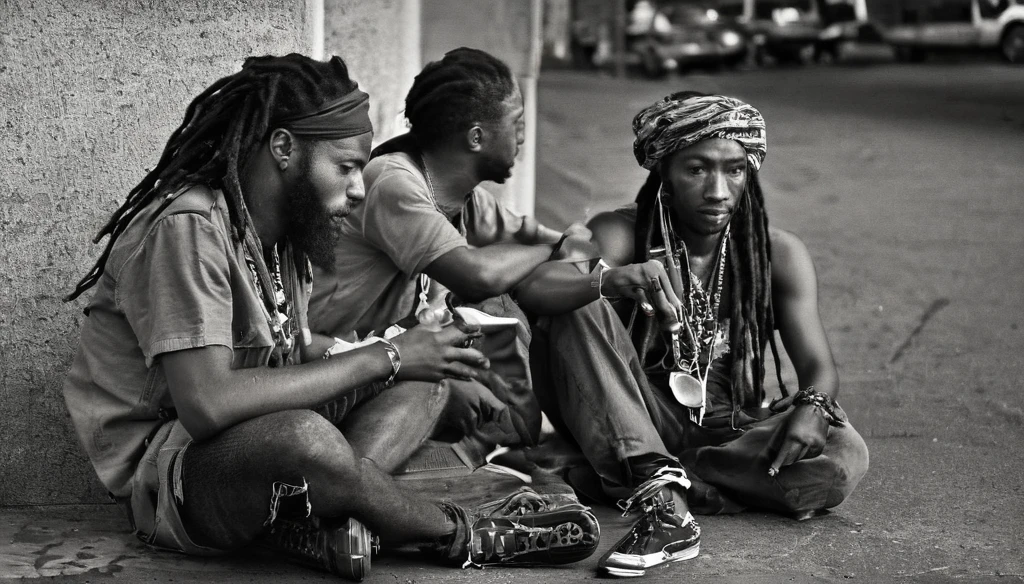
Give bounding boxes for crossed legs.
[539,299,869,515]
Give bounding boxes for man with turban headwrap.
[516,91,869,577]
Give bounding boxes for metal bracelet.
[792,387,847,427]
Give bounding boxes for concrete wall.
[0,0,315,505]
[0,0,538,506]
[325,0,422,144]
[421,0,542,217]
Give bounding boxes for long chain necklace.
[419,154,453,219]
[416,153,456,328]
[656,193,730,425]
[679,225,729,369]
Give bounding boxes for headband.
[273,89,373,139]
[632,94,766,171]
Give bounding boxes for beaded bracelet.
[792,387,847,427]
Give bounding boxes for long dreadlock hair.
[65,53,359,302]
[632,154,787,411]
[402,47,516,148]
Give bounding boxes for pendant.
[669,371,705,409]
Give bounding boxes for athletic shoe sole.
[598,542,700,577]
[471,505,601,566]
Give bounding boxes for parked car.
[625,2,749,77]
[717,0,866,64]
[883,0,1024,63]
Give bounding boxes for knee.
[549,300,625,344]
[391,380,450,419]
[823,426,870,508]
[270,410,358,479]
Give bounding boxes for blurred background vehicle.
[624,1,749,76]
[716,0,870,64]
[881,0,1024,63]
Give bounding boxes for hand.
[390,324,489,382]
[601,260,682,327]
[765,404,830,476]
[551,222,596,261]
[514,216,541,244]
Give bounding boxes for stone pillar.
[324,0,422,144]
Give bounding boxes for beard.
[477,150,515,184]
[286,161,345,271]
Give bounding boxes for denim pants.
[126,381,388,554]
[533,299,869,514]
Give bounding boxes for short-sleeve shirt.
[63,187,277,498]
[309,152,519,338]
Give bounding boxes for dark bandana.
[273,88,373,139]
[632,94,767,171]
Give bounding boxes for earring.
[278,157,289,171]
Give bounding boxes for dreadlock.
[632,166,786,413]
[65,53,359,302]
[403,47,517,147]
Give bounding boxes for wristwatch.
[378,338,401,385]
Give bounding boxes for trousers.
[533,299,869,514]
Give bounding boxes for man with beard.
[62,54,600,581]
[310,47,591,453]
[515,92,869,577]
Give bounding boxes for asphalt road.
[4,62,1023,583]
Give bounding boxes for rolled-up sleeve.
[116,213,235,367]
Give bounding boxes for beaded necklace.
[655,193,730,424]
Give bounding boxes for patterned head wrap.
[632,94,767,171]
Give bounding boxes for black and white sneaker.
[468,503,601,566]
[597,467,701,577]
[434,499,601,568]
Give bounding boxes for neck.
[677,226,727,260]
[420,147,479,208]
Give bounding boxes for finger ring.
[649,277,662,292]
[463,339,475,348]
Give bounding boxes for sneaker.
[597,467,701,578]
[261,516,379,582]
[473,486,580,518]
[468,504,601,567]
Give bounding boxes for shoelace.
[617,466,692,516]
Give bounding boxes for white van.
[883,0,1024,63]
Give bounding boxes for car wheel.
[1002,24,1024,64]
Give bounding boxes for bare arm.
[770,227,839,398]
[424,241,559,303]
[765,228,840,474]
[515,212,681,322]
[161,325,487,441]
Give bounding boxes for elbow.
[174,397,225,442]
[451,268,516,303]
